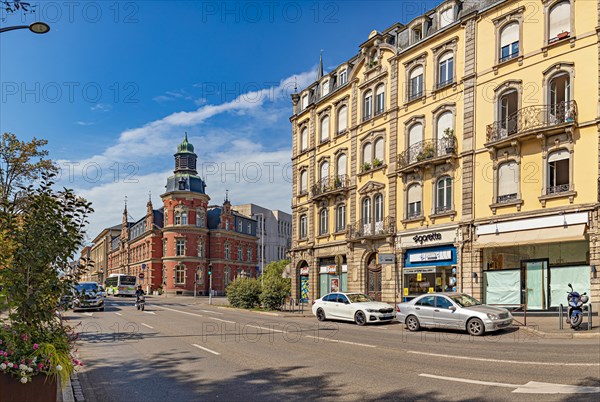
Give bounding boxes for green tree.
[260,260,291,310]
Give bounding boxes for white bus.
[105,274,137,297]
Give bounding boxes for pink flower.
[38,363,44,369]
[33,343,39,350]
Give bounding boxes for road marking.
[209,317,236,324]
[419,374,600,394]
[143,311,156,315]
[82,312,93,316]
[246,324,285,333]
[191,344,220,355]
[374,327,388,330]
[141,323,154,329]
[200,310,224,315]
[408,351,600,366]
[115,312,122,316]
[160,306,203,317]
[303,334,376,348]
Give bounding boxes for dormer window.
[412,26,423,43]
[440,7,454,28]
[301,94,308,110]
[321,80,330,97]
[339,69,347,85]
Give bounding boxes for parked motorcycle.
[566,283,588,329]
[135,295,146,311]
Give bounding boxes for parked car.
[396,292,513,336]
[98,285,107,298]
[72,282,104,312]
[312,292,395,325]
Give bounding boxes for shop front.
[475,212,591,310]
[319,256,347,297]
[299,265,309,302]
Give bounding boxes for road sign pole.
[209,273,213,305]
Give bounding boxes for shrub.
[226,278,261,309]
[260,260,291,310]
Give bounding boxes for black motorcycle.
[135,295,146,311]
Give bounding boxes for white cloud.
[90,103,112,112]
[76,121,95,126]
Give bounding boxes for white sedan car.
[312,292,395,325]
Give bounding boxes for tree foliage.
[227,277,261,309]
[260,260,291,310]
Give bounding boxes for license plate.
[381,315,393,319]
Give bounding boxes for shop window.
[320,115,330,143]
[438,52,454,87]
[299,170,308,194]
[548,1,571,43]
[299,215,307,239]
[300,127,308,151]
[499,22,519,62]
[408,66,424,101]
[497,161,519,203]
[407,184,422,218]
[363,90,373,121]
[547,150,570,194]
[436,177,453,213]
[498,90,518,137]
[336,204,346,232]
[319,208,328,235]
[337,105,348,134]
[375,84,385,115]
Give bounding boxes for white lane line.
[210,317,236,324]
[408,351,600,366]
[141,323,154,329]
[115,312,122,316]
[82,312,93,316]
[246,324,285,333]
[191,344,220,356]
[419,374,519,388]
[143,311,156,315]
[200,310,224,315]
[303,334,376,348]
[419,374,600,394]
[160,306,203,317]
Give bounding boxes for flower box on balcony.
[557,31,569,40]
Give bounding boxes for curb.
[70,372,85,402]
[216,306,282,316]
[516,325,600,339]
[57,374,75,402]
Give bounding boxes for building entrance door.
[522,260,549,310]
[366,254,382,301]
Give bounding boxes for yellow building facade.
[290,0,599,312]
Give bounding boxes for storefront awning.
[474,224,586,248]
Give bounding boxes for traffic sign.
[139,273,145,279]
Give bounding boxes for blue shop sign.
[404,245,457,268]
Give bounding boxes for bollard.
[559,304,563,330]
[588,304,593,331]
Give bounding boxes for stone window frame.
[409,16,429,45]
[317,155,331,182]
[335,202,346,233]
[492,80,523,128]
[224,241,231,260]
[404,52,427,105]
[490,145,523,214]
[543,0,575,47]
[334,147,349,177]
[174,237,187,257]
[334,97,350,136]
[298,124,310,153]
[438,1,458,29]
[431,37,458,92]
[299,214,308,239]
[298,166,309,195]
[174,264,186,285]
[404,115,426,153]
[174,205,188,226]
[404,180,425,222]
[362,88,374,121]
[318,207,329,235]
[492,6,525,72]
[318,111,331,144]
[360,131,386,167]
[539,139,576,206]
[542,62,574,111]
[432,103,456,141]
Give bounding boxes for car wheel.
[467,318,485,336]
[406,315,420,332]
[316,308,326,322]
[354,311,367,326]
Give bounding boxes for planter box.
[0,373,57,402]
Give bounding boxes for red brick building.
[107,134,259,295]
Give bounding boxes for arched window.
[320,161,329,181]
[549,1,571,42]
[375,85,385,115]
[181,211,188,225]
[299,214,307,238]
[362,198,372,224]
[300,127,308,151]
[440,6,454,28]
[436,177,453,213]
[224,267,231,287]
[497,161,519,203]
[374,138,384,163]
[337,105,348,133]
[500,22,519,62]
[299,170,308,194]
[436,111,453,141]
[363,90,373,120]
[374,194,384,223]
[407,184,422,218]
[547,150,570,194]
[319,208,328,235]
[336,153,347,177]
[320,115,330,143]
[363,143,373,164]
[499,89,519,136]
[174,212,181,225]
[549,73,571,122]
[175,265,185,284]
[438,52,454,87]
[409,66,424,100]
[336,204,346,232]
[409,123,423,149]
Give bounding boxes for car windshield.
[74,283,98,293]
[449,294,482,307]
[347,294,372,303]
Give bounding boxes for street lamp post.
[0,22,50,34]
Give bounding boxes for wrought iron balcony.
[547,184,570,195]
[346,216,395,240]
[486,100,577,144]
[311,175,350,199]
[496,193,518,204]
[397,137,457,172]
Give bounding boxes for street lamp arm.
[0,25,28,33]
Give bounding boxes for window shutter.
[301,128,308,150]
[320,161,329,180]
[409,124,423,147]
[437,112,453,139]
[548,149,569,163]
[338,106,347,132]
[549,2,570,39]
[321,116,330,141]
[300,171,307,192]
[363,143,373,163]
[337,154,347,176]
[408,185,422,204]
[374,139,384,161]
[500,23,519,47]
[410,66,423,80]
[498,162,518,196]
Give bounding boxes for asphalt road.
[66,296,600,402]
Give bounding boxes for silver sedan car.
[396,293,513,336]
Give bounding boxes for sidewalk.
[515,315,600,339]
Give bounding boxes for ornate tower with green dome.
[163,133,207,195]
[174,132,198,175]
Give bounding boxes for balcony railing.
[496,193,518,204]
[547,184,570,195]
[347,216,395,240]
[486,100,577,144]
[311,175,350,198]
[398,137,457,171]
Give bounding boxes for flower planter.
[0,373,58,402]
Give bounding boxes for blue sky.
[0,0,438,242]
